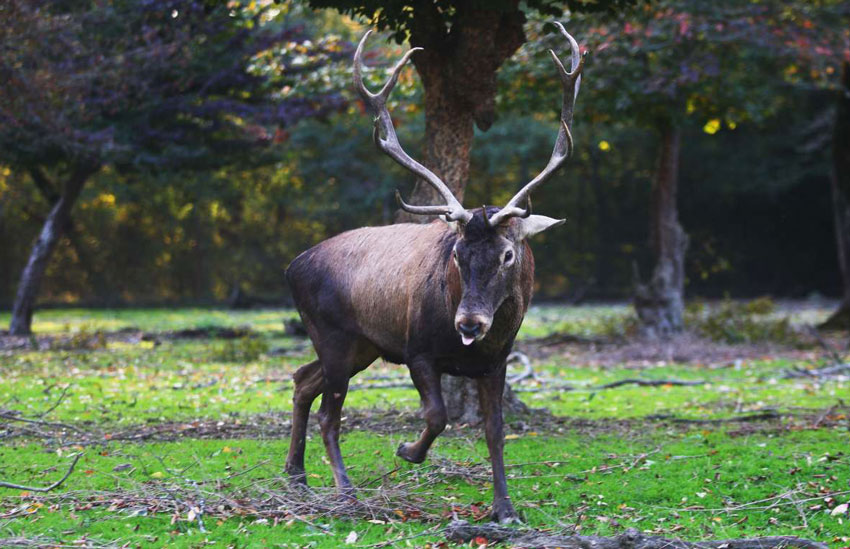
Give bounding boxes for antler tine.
[394,190,455,217]
[488,23,584,226]
[354,31,471,223]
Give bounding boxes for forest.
[1,1,849,547]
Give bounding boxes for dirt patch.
[517,331,820,368]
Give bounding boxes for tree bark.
[394,1,526,223]
[9,165,96,335]
[391,3,527,423]
[634,122,688,339]
[392,77,475,220]
[821,61,850,330]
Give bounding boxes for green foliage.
[0,2,844,306]
[685,298,804,345]
[303,0,640,44]
[0,0,342,173]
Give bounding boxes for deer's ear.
[520,215,565,239]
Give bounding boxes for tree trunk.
[634,123,688,339]
[8,166,95,335]
[392,3,527,423]
[394,1,526,223]
[821,61,850,330]
[393,79,475,221]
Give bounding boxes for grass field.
[1,305,848,548]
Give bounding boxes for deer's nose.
[457,320,482,337]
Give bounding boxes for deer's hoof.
[491,502,521,524]
[396,442,426,464]
[286,468,309,487]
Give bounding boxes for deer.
[284,23,584,523]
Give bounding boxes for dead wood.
[529,332,613,347]
[646,410,782,424]
[141,325,255,341]
[0,453,81,492]
[594,378,704,390]
[445,521,827,549]
[780,363,850,379]
[0,410,85,434]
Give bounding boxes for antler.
[354,31,472,223]
[488,22,584,226]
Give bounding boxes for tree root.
[445,521,827,549]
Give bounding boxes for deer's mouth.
[456,315,490,345]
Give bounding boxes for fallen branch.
[594,378,704,390]
[0,453,82,492]
[0,411,85,434]
[444,521,827,549]
[528,332,612,347]
[0,537,114,548]
[646,410,781,424]
[781,363,850,379]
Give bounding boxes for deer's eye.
[504,250,514,264]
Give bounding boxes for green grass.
[0,308,298,334]
[1,305,849,547]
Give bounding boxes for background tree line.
[0,0,847,331]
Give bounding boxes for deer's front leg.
[397,358,446,464]
[477,366,519,523]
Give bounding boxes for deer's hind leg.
[285,359,324,486]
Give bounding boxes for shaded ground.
[519,331,820,368]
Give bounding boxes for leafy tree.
[563,1,818,337]
[0,0,343,334]
[747,2,850,328]
[307,0,634,220]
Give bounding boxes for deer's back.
[286,221,455,360]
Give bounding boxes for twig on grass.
[37,385,72,418]
[363,524,441,548]
[0,411,85,434]
[0,453,82,492]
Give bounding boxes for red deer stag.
[285,23,584,523]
